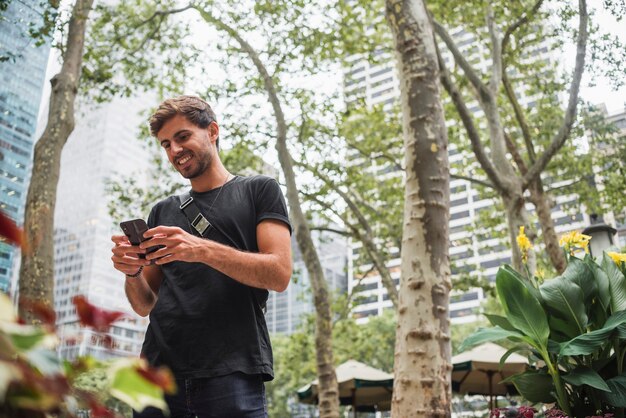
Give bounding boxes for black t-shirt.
[142,175,291,380]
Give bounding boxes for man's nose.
[170,141,184,155]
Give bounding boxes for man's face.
[157,114,216,179]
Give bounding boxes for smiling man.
[110,96,292,418]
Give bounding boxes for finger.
[112,254,150,266]
[145,245,177,261]
[112,235,130,244]
[143,226,182,239]
[154,254,176,265]
[113,262,146,274]
[112,245,146,257]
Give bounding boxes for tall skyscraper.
[0,0,51,292]
[344,30,588,324]
[53,96,154,360]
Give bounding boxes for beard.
[177,147,212,179]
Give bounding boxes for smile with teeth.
[177,155,192,165]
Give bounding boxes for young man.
[111,96,292,418]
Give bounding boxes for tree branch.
[436,43,507,193]
[501,0,545,54]
[450,174,494,190]
[112,4,193,44]
[297,160,398,306]
[309,226,351,236]
[523,0,588,188]
[433,19,490,102]
[486,5,502,94]
[502,72,536,162]
[503,130,528,175]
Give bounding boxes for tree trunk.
[385,1,451,416]
[502,192,535,273]
[18,0,94,324]
[195,10,341,417]
[529,179,566,273]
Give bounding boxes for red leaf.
[19,298,56,327]
[79,390,118,418]
[135,364,177,394]
[0,210,25,249]
[72,295,126,332]
[89,399,116,418]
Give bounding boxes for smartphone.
[119,219,161,262]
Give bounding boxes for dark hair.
[149,95,219,149]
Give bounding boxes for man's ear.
[208,121,220,143]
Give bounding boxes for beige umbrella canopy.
[297,360,393,415]
[452,342,528,410]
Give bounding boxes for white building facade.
[53,96,154,360]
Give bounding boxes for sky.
[574,3,626,114]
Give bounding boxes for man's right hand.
[111,235,149,276]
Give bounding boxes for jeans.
[133,372,268,418]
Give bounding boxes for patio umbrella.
[452,342,528,410]
[296,359,393,417]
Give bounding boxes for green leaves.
[109,359,175,414]
[496,267,549,348]
[559,310,626,356]
[458,327,523,352]
[603,252,626,312]
[562,367,610,392]
[539,277,586,336]
[598,375,626,407]
[505,370,555,403]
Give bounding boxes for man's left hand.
[141,226,207,265]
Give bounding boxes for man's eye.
[162,143,170,149]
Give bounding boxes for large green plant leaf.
[548,316,580,341]
[500,264,543,302]
[496,267,549,348]
[562,367,610,391]
[458,327,524,353]
[597,375,626,407]
[603,252,626,312]
[559,310,626,356]
[586,255,610,313]
[484,314,516,331]
[504,370,555,403]
[540,277,587,336]
[562,257,597,304]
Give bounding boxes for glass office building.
[0,0,51,292]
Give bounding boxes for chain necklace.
[204,171,232,214]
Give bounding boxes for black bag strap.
[177,191,267,312]
[178,191,212,237]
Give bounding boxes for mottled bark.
[18,0,94,324]
[529,179,566,273]
[195,9,340,417]
[385,1,451,416]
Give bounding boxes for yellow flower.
[559,230,592,254]
[517,226,533,262]
[608,252,626,266]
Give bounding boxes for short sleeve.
[254,177,292,235]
